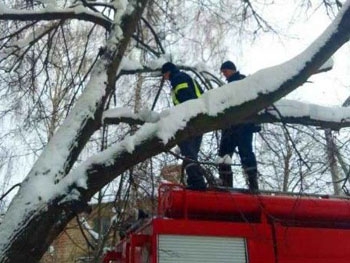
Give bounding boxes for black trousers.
[218,125,257,187]
[178,135,206,189]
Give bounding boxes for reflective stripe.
[174,82,189,93]
[171,90,180,105]
[172,80,203,105]
[193,80,202,98]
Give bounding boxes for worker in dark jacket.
[219,60,259,191]
[161,62,206,190]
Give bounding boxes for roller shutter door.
[158,234,247,263]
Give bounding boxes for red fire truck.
[103,184,350,263]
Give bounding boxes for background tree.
[0,0,349,262]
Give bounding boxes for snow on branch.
[316,57,333,74]
[103,107,161,125]
[63,1,350,197]
[80,217,99,241]
[0,21,61,66]
[255,100,350,130]
[0,4,112,30]
[0,1,149,259]
[102,100,350,131]
[0,1,349,261]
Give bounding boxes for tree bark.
[0,2,349,262]
[325,129,342,195]
[0,1,149,262]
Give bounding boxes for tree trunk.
[0,1,149,262]
[0,2,349,262]
[325,129,342,195]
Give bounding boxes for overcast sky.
[224,1,350,106]
[1,1,349,209]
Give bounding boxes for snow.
[138,110,161,123]
[194,62,212,73]
[0,3,110,26]
[113,0,128,11]
[113,0,131,39]
[104,107,138,119]
[0,3,10,14]
[147,55,170,70]
[0,19,117,251]
[103,107,161,123]
[91,93,350,167]
[216,155,232,165]
[73,5,87,14]
[80,217,99,240]
[65,0,350,193]
[268,100,350,123]
[65,0,350,191]
[84,99,350,148]
[0,61,109,247]
[41,0,57,11]
[1,0,350,258]
[319,58,334,72]
[121,57,143,71]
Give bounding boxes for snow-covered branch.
[71,1,350,197]
[103,107,161,125]
[0,5,112,30]
[256,100,350,130]
[0,1,349,262]
[0,0,149,261]
[103,100,350,131]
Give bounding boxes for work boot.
[186,184,207,191]
[186,177,207,191]
[244,166,259,193]
[186,163,207,191]
[247,174,259,193]
[218,164,233,188]
[187,173,207,191]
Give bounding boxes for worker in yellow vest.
[161,62,206,190]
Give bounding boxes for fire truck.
[103,184,350,263]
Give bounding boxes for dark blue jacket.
[226,71,260,133]
[169,69,203,105]
[227,71,245,82]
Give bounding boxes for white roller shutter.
[158,234,247,263]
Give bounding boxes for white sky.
[1,1,350,255]
[0,1,349,204]
[227,1,350,106]
[0,2,348,200]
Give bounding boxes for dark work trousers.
[218,125,257,188]
[178,135,206,189]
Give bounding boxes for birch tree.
[0,1,350,262]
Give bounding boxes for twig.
[0,183,21,202]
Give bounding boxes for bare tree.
[259,124,332,193]
[0,1,349,262]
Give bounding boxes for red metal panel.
[152,218,275,263]
[159,184,350,223]
[274,223,350,263]
[159,185,261,219]
[102,251,121,263]
[152,218,264,237]
[130,235,150,263]
[260,195,350,223]
[102,184,350,263]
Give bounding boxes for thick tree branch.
[0,2,349,263]
[103,100,350,131]
[253,112,350,131]
[78,1,350,197]
[0,0,149,262]
[0,7,112,30]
